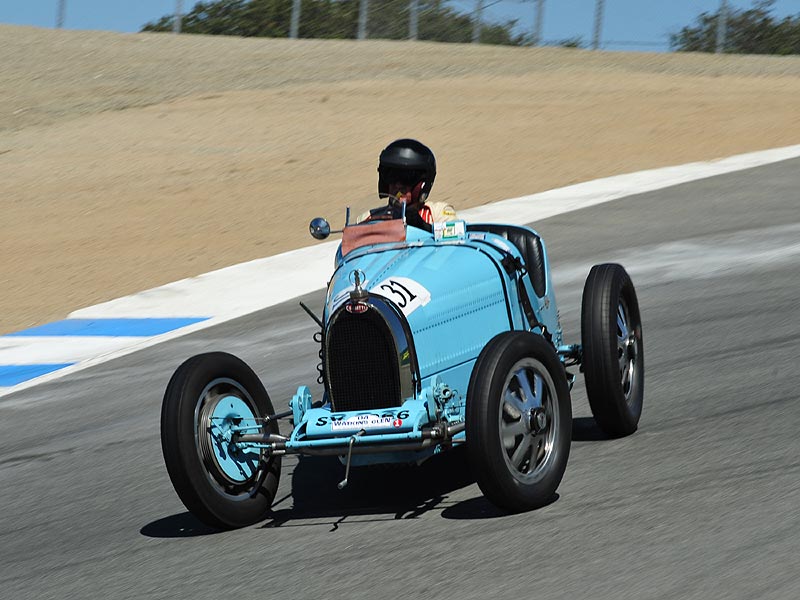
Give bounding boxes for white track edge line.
[3,143,800,399]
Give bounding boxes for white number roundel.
[371,277,431,316]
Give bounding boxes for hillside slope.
[2,25,800,333]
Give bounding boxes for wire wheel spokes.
[499,360,555,481]
[616,299,637,401]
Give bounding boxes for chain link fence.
[44,0,745,53]
[167,0,677,50]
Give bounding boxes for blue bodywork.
[232,218,578,468]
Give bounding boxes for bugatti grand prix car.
[160,199,644,529]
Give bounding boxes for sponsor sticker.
[330,415,397,431]
[433,220,466,241]
[315,410,410,427]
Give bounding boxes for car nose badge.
[347,270,369,313]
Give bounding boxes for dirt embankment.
[2,24,800,334]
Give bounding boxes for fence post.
[173,0,183,34]
[472,0,483,44]
[358,0,369,40]
[591,0,605,50]
[715,0,728,53]
[532,0,544,46]
[409,0,419,40]
[290,0,302,39]
[56,0,66,28]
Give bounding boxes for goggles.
[380,167,426,186]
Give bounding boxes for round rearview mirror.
[309,217,331,240]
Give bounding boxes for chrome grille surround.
[324,295,419,412]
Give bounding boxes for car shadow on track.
[262,445,485,529]
[571,416,611,442]
[141,417,605,536]
[140,512,225,538]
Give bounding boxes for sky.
[1,1,798,52]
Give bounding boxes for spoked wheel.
[161,352,281,529]
[581,263,644,437]
[466,332,571,512]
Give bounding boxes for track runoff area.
[2,143,800,397]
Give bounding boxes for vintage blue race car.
[160,199,644,529]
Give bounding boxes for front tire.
[161,352,281,529]
[581,263,644,437]
[466,332,572,512]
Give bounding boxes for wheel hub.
[626,334,637,359]
[529,407,547,434]
[200,393,261,485]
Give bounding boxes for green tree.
[141,0,526,45]
[670,0,800,55]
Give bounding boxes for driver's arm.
[429,202,457,222]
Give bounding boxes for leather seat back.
[467,224,546,297]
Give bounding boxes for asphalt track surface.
[2,159,799,600]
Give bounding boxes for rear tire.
[581,263,644,437]
[161,352,281,529]
[466,332,572,512]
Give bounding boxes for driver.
[369,138,456,231]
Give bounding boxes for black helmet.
[378,139,436,203]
